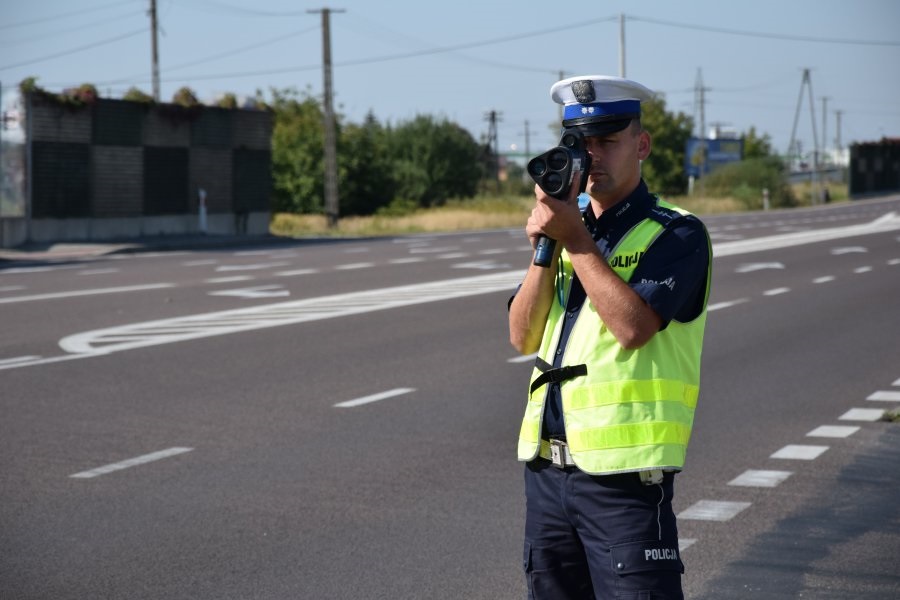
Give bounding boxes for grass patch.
[881,409,900,423]
[269,185,841,239]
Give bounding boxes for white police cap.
[551,75,654,136]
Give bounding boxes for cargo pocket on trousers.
[609,539,684,600]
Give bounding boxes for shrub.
[701,157,796,209]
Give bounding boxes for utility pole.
[149,0,160,101]
[788,69,821,203]
[835,109,843,155]
[618,14,626,78]
[522,119,532,183]
[309,7,344,228]
[692,68,710,193]
[484,110,502,185]
[821,96,829,165]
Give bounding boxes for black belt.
[530,357,587,395]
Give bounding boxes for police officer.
[508,75,712,599]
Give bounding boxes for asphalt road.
[2,195,900,599]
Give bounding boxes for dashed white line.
[508,353,538,364]
[707,299,749,311]
[770,444,829,460]
[839,408,885,421]
[334,388,415,408]
[275,268,319,276]
[0,283,174,304]
[389,257,425,265]
[69,447,193,479]
[763,287,790,296]
[806,425,859,438]
[853,266,873,274]
[205,276,253,283]
[867,391,900,402]
[728,469,793,488]
[78,268,119,275]
[888,258,900,266]
[335,262,374,270]
[678,500,751,522]
[183,259,218,266]
[215,262,290,272]
[0,285,26,292]
[679,538,697,551]
[812,276,835,284]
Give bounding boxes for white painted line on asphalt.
[275,268,319,276]
[0,285,26,292]
[770,444,829,460]
[0,283,175,305]
[208,285,290,299]
[707,298,749,311]
[807,425,860,438]
[888,258,900,266]
[334,388,415,408]
[867,391,900,402]
[735,262,784,273]
[508,353,538,364]
[335,262,374,270]
[69,447,193,479]
[894,378,900,386]
[831,246,867,255]
[839,408,885,421]
[389,257,425,264]
[1,265,80,274]
[205,276,253,283]
[763,287,791,296]
[215,262,290,272]
[183,259,218,266]
[478,249,507,255]
[679,538,697,551]
[0,355,41,366]
[812,276,835,284]
[678,500,751,522]
[728,469,793,488]
[853,266,873,274]
[437,252,470,260]
[78,268,119,275]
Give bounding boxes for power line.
[629,15,900,47]
[0,0,133,31]
[179,0,314,17]
[0,8,144,48]
[0,28,147,72]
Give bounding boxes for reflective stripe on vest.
[518,199,711,474]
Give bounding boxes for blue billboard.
[684,138,743,178]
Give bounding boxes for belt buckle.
[549,439,567,468]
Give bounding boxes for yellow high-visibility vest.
[518,199,712,474]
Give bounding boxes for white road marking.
[679,538,697,552]
[275,268,319,276]
[707,299,749,311]
[0,355,41,366]
[770,445,829,460]
[208,285,290,299]
[813,276,835,284]
[215,262,290,272]
[735,262,784,273]
[0,285,26,292]
[69,447,193,479]
[334,388,415,408]
[806,425,859,438]
[853,266,873,274]
[839,408,884,421]
[712,212,900,257]
[205,276,253,283]
[867,391,900,402]
[335,262,373,270]
[1,265,80,274]
[78,268,119,275]
[452,260,509,270]
[0,283,174,305]
[888,258,900,266]
[437,252,470,260]
[389,257,425,264]
[728,469,793,488]
[763,287,790,296]
[478,248,507,255]
[508,353,538,364]
[678,500,751,522]
[831,246,867,255]
[894,378,900,386]
[183,259,218,266]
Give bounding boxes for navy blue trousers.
[523,460,684,600]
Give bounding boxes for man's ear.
[637,131,652,160]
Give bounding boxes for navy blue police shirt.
[514,180,711,439]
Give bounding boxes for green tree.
[742,126,774,159]
[640,97,694,196]
[388,115,484,207]
[269,88,326,214]
[338,112,396,215]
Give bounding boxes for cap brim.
[563,116,635,137]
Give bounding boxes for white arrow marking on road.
[735,262,784,273]
[208,285,290,299]
[830,246,868,255]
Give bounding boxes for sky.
[2,0,899,162]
